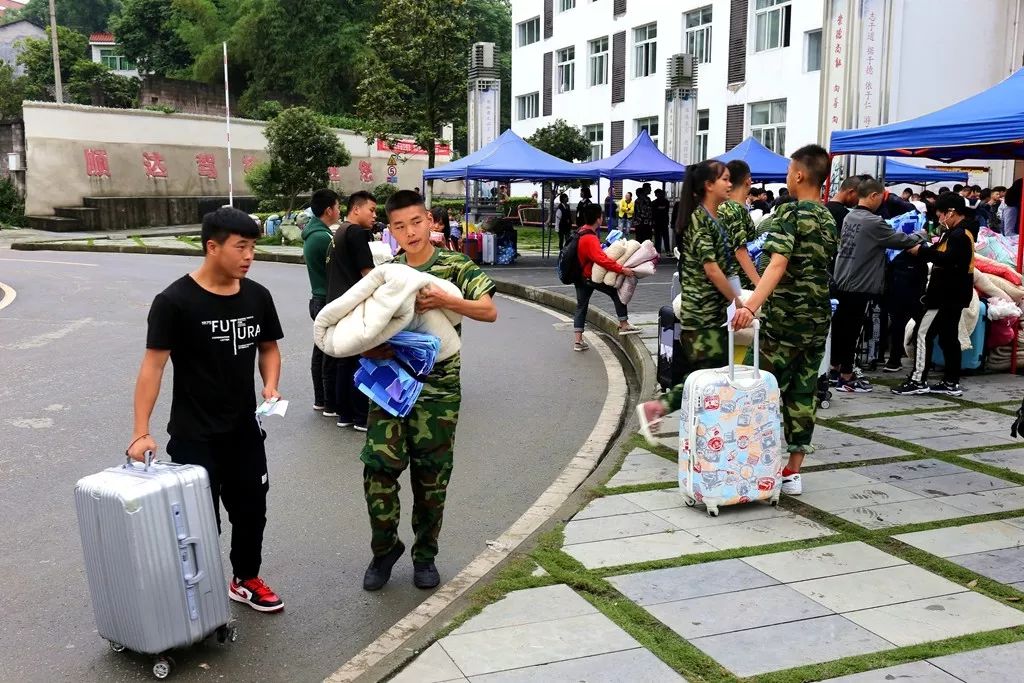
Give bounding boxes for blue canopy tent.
[422,129,596,257]
[715,137,789,183]
[576,130,685,182]
[884,159,968,185]
[718,136,968,186]
[830,67,1024,369]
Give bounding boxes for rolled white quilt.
[314,263,464,360]
[592,240,628,284]
[604,240,641,286]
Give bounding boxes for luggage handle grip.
[180,536,206,586]
[727,319,760,381]
[123,449,156,471]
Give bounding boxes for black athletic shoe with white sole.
[929,381,963,397]
[891,379,930,395]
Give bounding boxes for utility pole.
[48,0,63,103]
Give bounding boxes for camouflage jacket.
[718,199,755,281]
[677,205,731,330]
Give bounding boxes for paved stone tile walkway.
[389,368,1024,682]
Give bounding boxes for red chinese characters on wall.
[242,155,257,173]
[195,153,218,179]
[327,166,343,182]
[358,160,374,183]
[830,13,845,125]
[142,151,167,178]
[84,148,111,178]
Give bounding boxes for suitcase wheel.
[683,496,696,508]
[152,656,173,680]
[706,506,719,518]
[216,625,239,644]
[819,400,830,410]
[108,641,126,653]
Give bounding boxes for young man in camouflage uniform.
[360,190,498,591]
[719,160,762,291]
[732,144,839,496]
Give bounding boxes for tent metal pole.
[1013,204,1024,374]
[824,154,836,199]
[464,179,470,234]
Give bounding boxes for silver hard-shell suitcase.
[75,454,235,679]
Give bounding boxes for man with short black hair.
[127,207,285,613]
[360,190,497,591]
[720,160,761,289]
[826,176,861,236]
[303,188,340,413]
[325,191,378,431]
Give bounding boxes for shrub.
[0,177,25,227]
[372,182,398,205]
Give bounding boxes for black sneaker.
[413,561,440,589]
[836,378,873,393]
[362,541,405,591]
[891,379,930,395]
[929,381,963,397]
[882,362,903,373]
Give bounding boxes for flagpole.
[223,41,233,207]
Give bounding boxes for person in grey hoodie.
[830,178,923,393]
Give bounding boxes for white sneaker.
[781,473,802,496]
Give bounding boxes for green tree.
[0,63,26,120]
[16,25,90,100]
[263,107,351,214]
[357,0,472,172]
[66,61,140,107]
[12,0,121,34]
[527,119,591,162]
[109,0,192,76]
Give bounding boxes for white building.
[511,0,1024,197]
[88,32,139,79]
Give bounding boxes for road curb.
[324,285,656,683]
[10,240,306,265]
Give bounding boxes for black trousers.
[654,223,671,253]
[168,419,269,581]
[830,291,872,374]
[328,355,368,426]
[634,222,653,244]
[574,281,628,331]
[910,305,964,384]
[309,296,327,407]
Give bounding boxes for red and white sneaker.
[229,576,284,613]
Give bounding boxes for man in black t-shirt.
[127,207,285,613]
[324,191,378,431]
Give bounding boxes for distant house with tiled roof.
[89,31,139,78]
[0,0,26,18]
[0,18,44,77]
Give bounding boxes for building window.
[685,7,713,64]
[559,0,576,11]
[695,109,709,161]
[517,17,540,46]
[754,0,791,52]
[635,116,659,148]
[516,92,540,120]
[805,29,822,72]
[750,100,786,154]
[583,124,604,161]
[633,23,657,78]
[556,46,575,93]
[99,48,135,71]
[588,36,608,86]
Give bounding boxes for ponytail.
[675,160,727,239]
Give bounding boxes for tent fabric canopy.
[884,159,968,184]
[421,129,594,182]
[714,137,790,183]
[575,130,685,182]
[830,68,1024,161]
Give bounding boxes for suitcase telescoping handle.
[726,319,760,381]
[123,449,156,470]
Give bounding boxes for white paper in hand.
[724,301,737,328]
[255,398,289,418]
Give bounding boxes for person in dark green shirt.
[360,190,498,593]
[719,160,762,291]
[301,188,340,410]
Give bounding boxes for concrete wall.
[22,102,457,216]
[0,20,45,77]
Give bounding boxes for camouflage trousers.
[746,335,825,454]
[662,327,729,412]
[361,398,460,563]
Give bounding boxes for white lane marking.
[325,293,628,683]
[0,281,15,310]
[0,317,94,350]
[0,258,99,267]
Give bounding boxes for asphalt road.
[0,251,610,682]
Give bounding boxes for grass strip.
[130,235,145,247]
